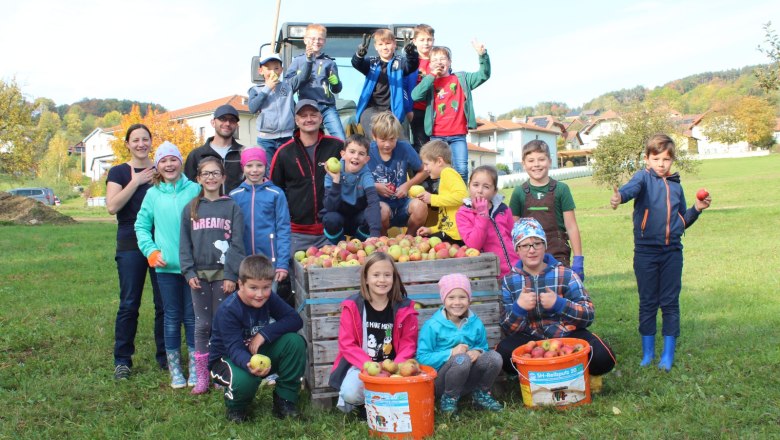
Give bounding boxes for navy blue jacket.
[209,290,303,371]
[618,168,701,247]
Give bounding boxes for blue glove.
[572,256,585,281]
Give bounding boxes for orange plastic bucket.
[359,365,437,439]
[511,338,592,408]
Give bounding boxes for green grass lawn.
[1,156,779,439]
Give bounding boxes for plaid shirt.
[501,257,594,339]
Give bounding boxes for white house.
[774,118,780,145]
[83,127,120,181]
[81,96,257,180]
[468,118,559,172]
[467,142,498,171]
[579,110,620,149]
[686,113,749,155]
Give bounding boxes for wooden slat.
[304,278,500,316]
[310,302,502,340]
[310,324,503,365]
[300,254,499,291]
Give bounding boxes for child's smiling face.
[341,142,369,174]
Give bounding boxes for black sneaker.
[113,365,131,380]
[225,408,249,423]
[352,404,367,421]
[272,392,299,419]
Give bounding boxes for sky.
[1,0,777,117]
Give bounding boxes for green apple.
[326,157,341,173]
[249,354,271,370]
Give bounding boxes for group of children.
[114,19,712,425]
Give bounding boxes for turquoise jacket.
[417,307,490,370]
[412,51,491,136]
[135,175,201,274]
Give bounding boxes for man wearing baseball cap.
[184,104,245,193]
[270,99,344,254]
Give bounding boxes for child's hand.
[305,46,316,60]
[327,71,339,85]
[473,197,489,217]
[471,39,486,55]
[430,63,446,78]
[375,183,394,198]
[188,277,201,290]
[517,287,536,311]
[417,190,431,204]
[147,250,166,268]
[274,269,288,282]
[394,183,409,198]
[610,186,621,210]
[466,350,480,363]
[694,193,711,212]
[266,72,280,90]
[248,333,265,355]
[451,344,468,356]
[404,36,417,57]
[222,279,236,294]
[247,361,271,378]
[416,226,431,237]
[325,166,340,184]
[357,33,371,57]
[539,288,558,310]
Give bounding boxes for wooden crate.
[293,253,502,407]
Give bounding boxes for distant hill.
[56,98,166,119]
[581,64,779,115]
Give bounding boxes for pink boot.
[191,352,210,395]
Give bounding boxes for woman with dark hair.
[105,124,166,379]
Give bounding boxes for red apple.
[543,350,557,358]
[306,246,319,257]
[436,248,450,259]
[696,188,709,201]
[531,347,545,358]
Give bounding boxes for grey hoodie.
[179,196,246,282]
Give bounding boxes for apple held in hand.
[408,185,425,198]
[326,157,341,174]
[249,354,271,370]
[696,188,709,201]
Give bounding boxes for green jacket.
[135,175,201,274]
[411,51,491,136]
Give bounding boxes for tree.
[34,110,61,157]
[591,100,699,188]
[701,96,776,148]
[110,105,197,165]
[39,132,75,182]
[755,22,780,92]
[0,79,37,176]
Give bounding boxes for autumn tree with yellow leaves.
[110,104,197,165]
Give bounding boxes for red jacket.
[328,294,418,389]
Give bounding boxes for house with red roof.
[82,96,257,180]
[468,117,560,172]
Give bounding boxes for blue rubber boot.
[640,335,655,367]
[658,336,676,372]
[324,228,344,245]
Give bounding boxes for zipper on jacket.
[269,232,276,263]
[295,158,305,176]
[250,185,256,254]
[663,177,671,245]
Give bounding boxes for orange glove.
[147,250,165,267]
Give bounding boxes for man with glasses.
[185,105,245,193]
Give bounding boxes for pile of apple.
[362,358,425,378]
[294,235,481,269]
[516,339,586,359]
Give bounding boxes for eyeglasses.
[306,37,325,42]
[517,241,545,251]
[199,171,223,178]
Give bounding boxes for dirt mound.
[0,192,76,225]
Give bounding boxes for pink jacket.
[456,198,519,277]
[328,294,419,389]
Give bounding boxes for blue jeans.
[634,245,683,337]
[320,105,346,140]
[156,273,195,351]
[114,249,165,368]
[431,135,468,183]
[257,136,292,165]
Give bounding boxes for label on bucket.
[365,390,412,434]
[528,364,587,406]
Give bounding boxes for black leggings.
[496,329,617,376]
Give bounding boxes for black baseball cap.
[214,105,239,119]
[294,99,320,114]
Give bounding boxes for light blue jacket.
[135,176,201,274]
[248,58,313,139]
[417,307,490,370]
